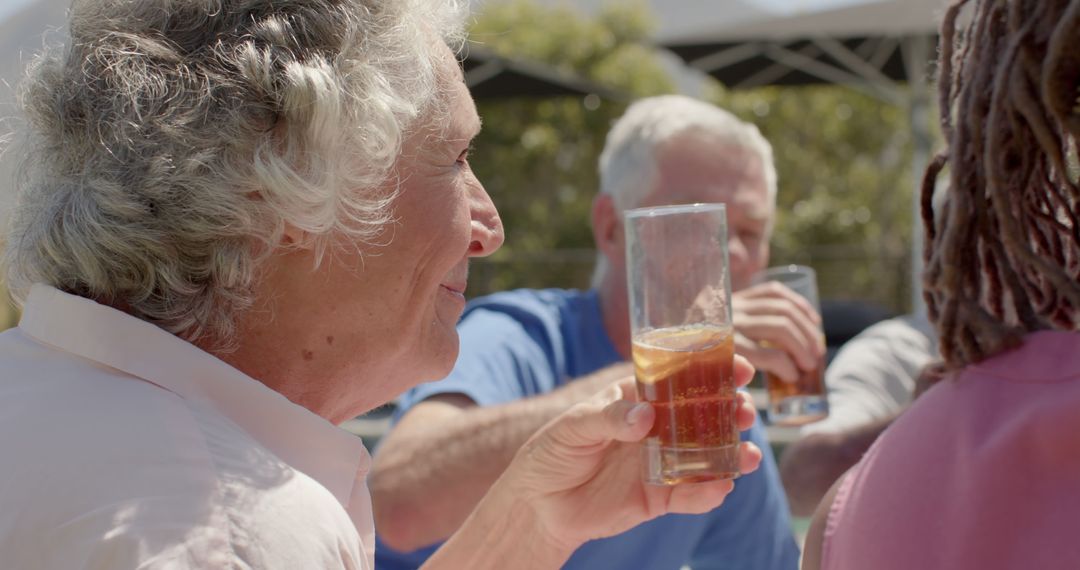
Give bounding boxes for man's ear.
[591,193,621,262]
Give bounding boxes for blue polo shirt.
[375,288,799,570]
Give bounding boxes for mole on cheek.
[302,349,314,361]
[326,336,334,345]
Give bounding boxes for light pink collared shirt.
[0,285,375,569]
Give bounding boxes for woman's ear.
[280,222,315,249]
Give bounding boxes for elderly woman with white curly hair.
[0,1,762,568]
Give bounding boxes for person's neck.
[199,314,385,426]
[596,277,632,360]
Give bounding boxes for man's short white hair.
[592,95,777,285]
[598,94,777,212]
[2,0,467,349]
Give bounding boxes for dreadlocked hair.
[921,0,1080,370]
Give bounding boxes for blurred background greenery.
[0,0,933,332]
[466,0,928,314]
[0,282,11,330]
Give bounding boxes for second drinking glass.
[756,264,829,426]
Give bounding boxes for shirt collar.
[18,284,371,508]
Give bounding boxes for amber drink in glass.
[757,265,829,426]
[625,203,738,485]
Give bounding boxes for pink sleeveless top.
[823,331,1080,570]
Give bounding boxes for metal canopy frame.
[666,33,937,315]
[461,45,627,101]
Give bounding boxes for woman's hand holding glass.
[497,354,762,555]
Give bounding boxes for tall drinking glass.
[757,264,829,425]
[625,203,739,485]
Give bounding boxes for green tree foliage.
[467,0,928,313]
[465,0,674,293]
[713,87,921,311]
[0,282,13,330]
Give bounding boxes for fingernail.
[626,403,650,425]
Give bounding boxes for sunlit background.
[0,0,944,334]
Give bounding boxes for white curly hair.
[2,0,467,348]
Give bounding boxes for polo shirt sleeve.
[396,304,561,416]
[688,418,801,570]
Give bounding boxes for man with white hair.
[371,95,818,569]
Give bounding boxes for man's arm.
[779,316,937,515]
[369,362,631,551]
[778,413,897,516]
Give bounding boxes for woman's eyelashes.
[456,142,475,167]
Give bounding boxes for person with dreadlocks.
[802,1,1080,569]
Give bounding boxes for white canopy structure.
[662,1,944,99]
[658,0,944,42]
[657,0,951,316]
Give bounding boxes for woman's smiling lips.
[440,263,469,303]
[439,282,467,302]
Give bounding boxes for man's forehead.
[659,138,765,174]
[654,162,770,201]
[736,196,774,224]
[640,181,770,213]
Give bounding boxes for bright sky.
[749,0,879,12]
[0,0,36,23]
[467,0,884,17]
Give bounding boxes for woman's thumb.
[553,395,655,449]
